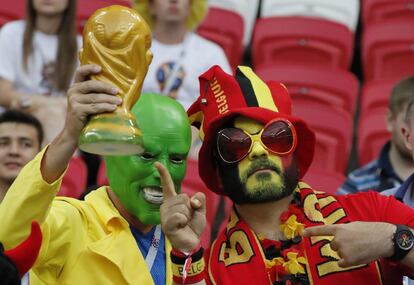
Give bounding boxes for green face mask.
[105,93,191,225]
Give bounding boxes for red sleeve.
[336,191,414,279]
[335,191,414,227]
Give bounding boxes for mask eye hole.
[140,152,154,161]
[170,155,184,164]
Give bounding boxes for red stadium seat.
[303,167,346,194]
[260,0,360,32]
[252,16,354,70]
[363,0,414,27]
[293,102,353,173]
[208,0,259,47]
[0,0,25,27]
[96,159,108,186]
[76,0,132,34]
[360,78,402,115]
[255,63,359,115]
[58,156,88,198]
[357,110,390,165]
[362,20,414,81]
[197,7,244,71]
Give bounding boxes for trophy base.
[78,113,144,156]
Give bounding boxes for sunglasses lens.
[217,128,251,162]
[261,121,294,154]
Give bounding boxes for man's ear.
[386,109,394,132]
[401,124,413,152]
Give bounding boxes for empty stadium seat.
[255,63,359,115]
[208,0,259,46]
[357,111,390,165]
[197,7,244,71]
[293,102,353,173]
[363,0,414,27]
[0,0,25,27]
[362,20,414,81]
[58,156,88,198]
[76,0,132,33]
[252,16,354,70]
[360,78,401,115]
[261,0,360,32]
[303,167,346,194]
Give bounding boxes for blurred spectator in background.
[0,0,81,144]
[338,77,414,195]
[382,98,414,285]
[135,0,231,111]
[0,110,43,202]
[382,98,414,206]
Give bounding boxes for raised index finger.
[154,162,177,200]
[303,225,338,237]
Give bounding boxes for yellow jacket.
[0,148,172,285]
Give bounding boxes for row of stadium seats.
[211,0,414,42]
[1,1,413,79]
[199,8,414,80]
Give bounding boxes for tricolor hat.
[188,65,315,195]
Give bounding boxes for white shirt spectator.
[0,20,82,97]
[142,32,231,111]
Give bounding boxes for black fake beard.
[216,154,300,204]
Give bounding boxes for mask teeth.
[142,187,164,205]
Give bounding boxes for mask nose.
[154,157,170,178]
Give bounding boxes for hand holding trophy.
[78,5,153,155]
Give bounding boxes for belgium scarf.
[207,183,384,285]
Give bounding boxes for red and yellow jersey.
[206,182,414,285]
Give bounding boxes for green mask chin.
[105,93,191,225]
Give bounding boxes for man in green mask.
[105,92,192,227]
[0,64,204,285]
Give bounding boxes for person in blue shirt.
[338,77,414,195]
[382,98,414,285]
[383,97,414,206]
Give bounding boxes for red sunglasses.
[216,118,298,163]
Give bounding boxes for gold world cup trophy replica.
[78,5,153,155]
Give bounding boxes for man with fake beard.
[159,65,414,285]
[0,65,199,284]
